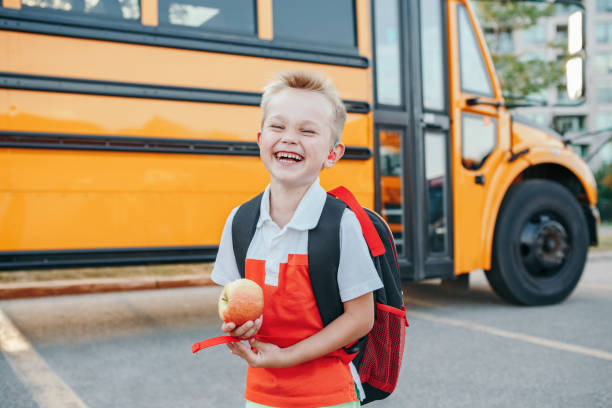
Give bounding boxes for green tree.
[475,1,568,103]
[594,163,612,222]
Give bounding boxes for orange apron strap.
[245,259,265,287]
[192,335,243,353]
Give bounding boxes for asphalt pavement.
[1,263,611,408]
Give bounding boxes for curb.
[1,251,610,301]
[0,274,216,300]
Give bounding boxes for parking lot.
[1,256,611,408]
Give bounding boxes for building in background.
[494,0,612,171]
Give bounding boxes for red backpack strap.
[328,186,385,257]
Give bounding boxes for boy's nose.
[280,130,299,144]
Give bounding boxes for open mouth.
[274,151,304,163]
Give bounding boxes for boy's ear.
[257,131,261,144]
[324,141,345,169]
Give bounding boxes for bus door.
[372,0,453,281]
[448,1,510,275]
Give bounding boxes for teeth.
[275,152,302,161]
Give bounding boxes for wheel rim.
[519,213,570,278]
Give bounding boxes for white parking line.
[405,307,612,361]
[0,308,88,408]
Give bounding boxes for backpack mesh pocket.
[358,303,407,393]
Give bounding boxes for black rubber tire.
[486,180,589,305]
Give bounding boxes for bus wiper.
[504,100,548,108]
[466,96,547,109]
[465,97,501,108]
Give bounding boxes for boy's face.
[258,88,344,189]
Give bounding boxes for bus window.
[21,0,140,21]
[273,0,356,49]
[373,0,402,106]
[461,113,497,170]
[158,0,256,35]
[457,3,493,96]
[425,130,447,254]
[420,0,445,111]
[379,129,405,254]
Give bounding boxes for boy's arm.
[227,291,374,368]
[212,207,263,339]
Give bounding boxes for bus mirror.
[566,10,585,101]
[566,57,583,100]
[568,11,583,55]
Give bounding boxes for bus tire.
[486,180,589,306]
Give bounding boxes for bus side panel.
[0,148,373,251]
[0,31,370,101]
[0,3,376,262]
[0,88,374,252]
[2,90,370,146]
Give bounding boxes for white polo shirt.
[212,178,382,300]
[211,178,383,400]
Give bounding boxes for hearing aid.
[328,140,338,160]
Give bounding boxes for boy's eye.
[270,124,284,130]
[301,129,316,135]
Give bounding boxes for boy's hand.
[227,338,290,368]
[221,315,262,339]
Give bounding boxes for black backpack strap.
[308,194,346,327]
[232,193,263,278]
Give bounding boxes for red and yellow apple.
[218,279,264,326]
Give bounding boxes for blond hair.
[260,71,347,142]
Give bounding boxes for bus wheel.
[486,180,589,305]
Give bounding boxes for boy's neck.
[268,180,313,229]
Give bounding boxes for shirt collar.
[257,178,327,231]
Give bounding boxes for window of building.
[597,113,612,130]
[523,23,547,45]
[461,113,497,170]
[557,85,571,104]
[21,0,140,21]
[597,0,612,12]
[457,4,493,96]
[597,22,612,44]
[484,28,514,54]
[595,52,612,75]
[556,25,568,43]
[273,0,356,49]
[555,4,573,15]
[158,0,255,35]
[552,115,586,134]
[598,86,612,104]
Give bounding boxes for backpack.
[232,185,408,405]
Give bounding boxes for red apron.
[244,254,357,408]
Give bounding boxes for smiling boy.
[211,71,383,408]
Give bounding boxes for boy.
[211,71,383,408]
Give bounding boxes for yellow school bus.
[0,0,597,305]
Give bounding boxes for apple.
[218,278,264,326]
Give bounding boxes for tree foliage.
[594,163,612,222]
[474,1,568,103]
